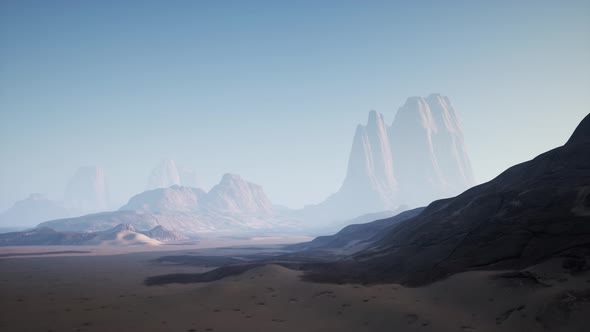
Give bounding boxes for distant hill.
[0,223,187,246]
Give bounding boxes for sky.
[0,0,589,210]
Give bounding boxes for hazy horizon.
[1,0,589,210]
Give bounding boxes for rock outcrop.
[305,94,475,223]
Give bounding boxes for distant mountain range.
[2,94,478,233]
[38,173,296,234]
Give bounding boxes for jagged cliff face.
[332,111,398,215]
[390,94,474,206]
[308,94,475,221]
[64,166,109,213]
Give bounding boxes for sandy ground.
[1,247,589,332]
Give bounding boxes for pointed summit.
[307,110,399,221]
[342,110,396,205]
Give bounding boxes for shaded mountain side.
[0,227,96,246]
[301,113,590,286]
[37,210,162,232]
[286,208,424,254]
[140,225,188,242]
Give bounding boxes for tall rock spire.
[389,94,474,206]
[341,110,397,209]
[305,94,475,224]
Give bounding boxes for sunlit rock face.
[64,166,109,213]
[390,94,475,207]
[305,94,475,222]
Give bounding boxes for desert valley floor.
[1,242,589,332]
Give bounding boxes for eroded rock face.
[390,94,474,207]
[306,94,475,222]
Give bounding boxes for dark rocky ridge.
[302,113,590,285]
[286,207,424,254]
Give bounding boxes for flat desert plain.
[1,244,589,332]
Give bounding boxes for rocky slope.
[304,113,590,285]
[121,186,206,212]
[204,174,273,216]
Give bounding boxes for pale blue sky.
[1,0,589,209]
